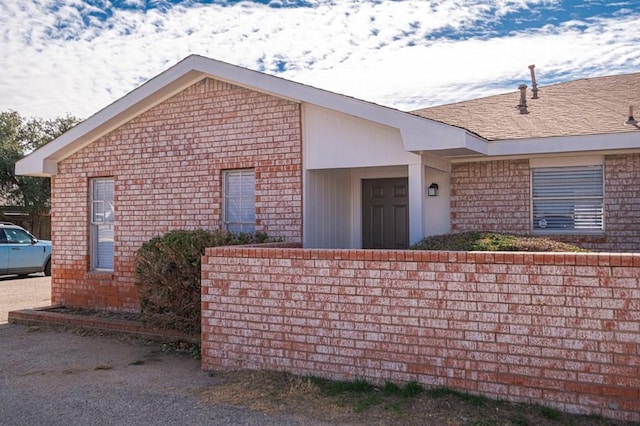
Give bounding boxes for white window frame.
[223,169,255,233]
[531,162,604,234]
[90,178,114,271]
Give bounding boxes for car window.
[0,229,7,243]
[4,228,33,244]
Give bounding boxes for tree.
[0,110,80,215]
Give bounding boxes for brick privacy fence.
[50,77,302,311]
[202,247,640,422]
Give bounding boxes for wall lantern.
[427,182,439,197]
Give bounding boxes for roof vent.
[625,105,638,125]
[518,84,529,114]
[528,64,539,99]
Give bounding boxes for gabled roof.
[412,72,640,141]
[16,55,483,177]
[17,56,640,176]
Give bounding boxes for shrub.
[134,229,272,334]
[410,232,588,252]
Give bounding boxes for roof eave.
[401,126,488,157]
[16,54,477,176]
[488,132,640,157]
[16,61,207,176]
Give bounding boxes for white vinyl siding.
[91,178,114,270]
[223,169,255,233]
[532,165,603,233]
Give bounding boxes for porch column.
[408,162,426,245]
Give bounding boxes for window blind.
[224,169,255,233]
[91,178,115,270]
[532,165,603,231]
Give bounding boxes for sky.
[1,0,639,120]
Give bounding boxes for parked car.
[0,222,51,277]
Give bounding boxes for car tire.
[44,260,51,277]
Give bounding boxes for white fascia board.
[488,132,640,157]
[464,133,490,155]
[188,56,477,152]
[16,60,207,176]
[16,54,480,176]
[400,124,488,155]
[193,53,407,124]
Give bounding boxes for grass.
[308,376,425,413]
[310,377,375,395]
[426,387,488,407]
[410,231,589,252]
[308,378,627,424]
[202,371,635,425]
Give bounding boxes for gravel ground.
[0,324,329,426]
[0,276,328,426]
[0,275,51,324]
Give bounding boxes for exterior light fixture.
[428,183,439,197]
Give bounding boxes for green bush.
[410,232,588,252]
[134,229,271,334]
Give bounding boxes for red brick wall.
[51,78,302,311]
[451,159,531,234]
[202,247,640,422]
[451,156,640,252]
[603,154,640,251]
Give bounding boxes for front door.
[362,178,409,249]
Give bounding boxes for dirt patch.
[200,370,634,426]
[202,371,349,421]
[47,306,143,321]
[29,308,636,425]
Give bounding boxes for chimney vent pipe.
[518,84,529,114]
[528,64,539,99]
[626,105,638,125]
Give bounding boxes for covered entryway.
[361,178,409,249]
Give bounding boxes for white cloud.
[0,0,638,119]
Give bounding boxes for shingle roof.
[412,72,640,141]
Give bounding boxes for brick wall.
[202,247,640,422]
[451,156,640,252]
[603,154,640,252]
[451,159,531,234]
[51,78,303,311]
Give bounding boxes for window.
[91,178,114,270]
[532,165,603,233]
[4,228,34,244]
[223,169,255,233]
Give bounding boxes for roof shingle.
[412,72,640,141]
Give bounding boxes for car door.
[0,229,8,275]
[5,228,43,274]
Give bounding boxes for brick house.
[15,55,640,311]
[413,70,640,253]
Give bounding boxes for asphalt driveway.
[0,277,327,426]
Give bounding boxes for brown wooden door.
[362,178,409,249]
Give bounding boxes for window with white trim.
[532,165,603,233]
[91,178,114,270]
[223,169,255,233]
